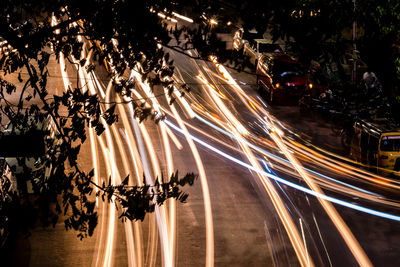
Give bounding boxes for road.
[7,20,400,267]
[164,47,400,266]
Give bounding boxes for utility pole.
[352,0,357,83]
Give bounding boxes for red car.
[256,54,314,104]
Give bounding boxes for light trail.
[237,132,314,267]
[245,91,400,189]
[70,46,143,267]
[87,125,104,267]
[165,126,183,150]
[109,121,139,267]
[96,129,131,267]
[165,87,215,267]
[184,51,400,209]
[68,51,118,267]
[130,69,174,267]
[110,68,160,267]
[131,112,169,267]
[103,69,145,267]
[88,126,117,267]
[119,127,145,267]
[174,53,392,264]
[117,101,144,185]
[172,74,196,119]
[58,48,113,267]
[209,59,371,266]
[91,134,113,267]
[168,54,400,267]
[198,72,314,266]
[160,117,177,266]
[171,12,194,23]
[195,66,313,266]
[59,21,182,267]
[91,71,106,98]
[137,106,172,267]
[154,85,178,265]
[117,106,149,266]
[101,147,117,267]
[213,121,398,208]
[299,218,310,267]
[193,112,383,199]
[164,118,400,222]
[270,130,372,267]
[88,78,118,267]
[59,51,71,91]
[197,74,247,135]
[286,140,400,189]
[157,12,178,23]
[208,57,397,197]
[57,22,398,266]
[88,125,100,207]
[312,214,333,267]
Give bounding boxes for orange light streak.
[270,130,372,267]
[197,59,313,266]
[197,74,247,135]
[171,12,194,23]
[237,134,315,267]
[210,57,371,266]
[287,140,400,189]
[165,88,215,267]
[131,71,175,267]
[59,52,70,91]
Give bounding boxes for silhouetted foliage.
[232,0,399,90]
[0,0,199,243]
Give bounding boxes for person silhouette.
[362,69,378,90]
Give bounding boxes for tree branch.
[17,77,32,113]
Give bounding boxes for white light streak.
[165,92,215,267]
[171,12,194,23]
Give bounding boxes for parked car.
[256,53,313,104]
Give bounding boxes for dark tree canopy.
[231,0,400,91]
[0,0,200,243]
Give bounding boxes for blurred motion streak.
[165,86,215,267]
[196,62,313,266]
[212,57,370,266]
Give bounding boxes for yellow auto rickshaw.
[350,119,400,176]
